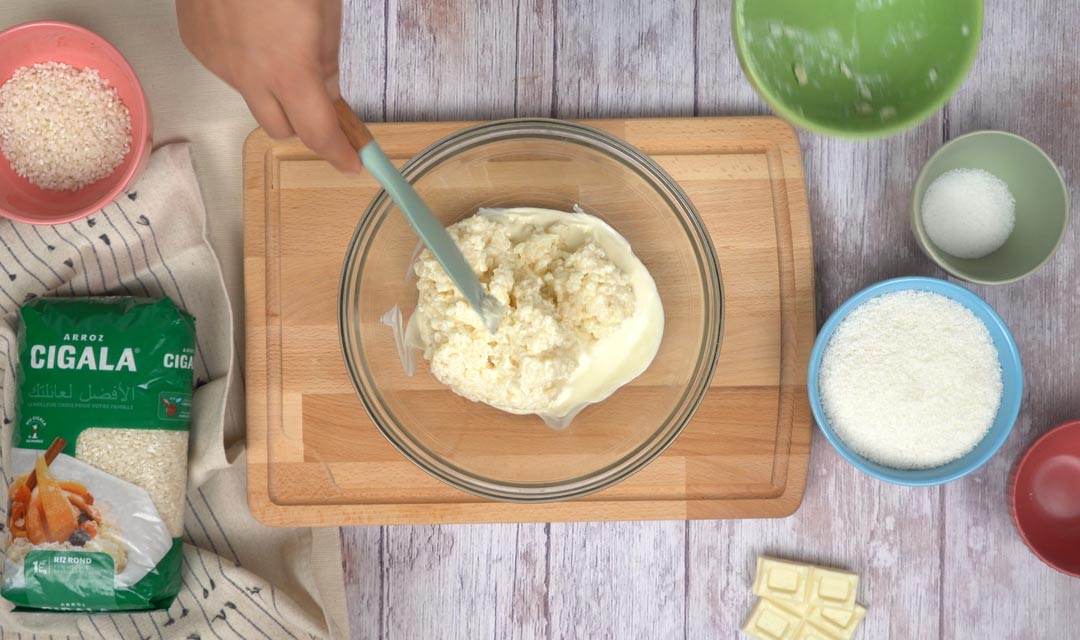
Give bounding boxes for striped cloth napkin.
[0,144,347,639]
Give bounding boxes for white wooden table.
[337,2,1080,637]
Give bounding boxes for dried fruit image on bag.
[7,438,127,574]
[2,297,195,612]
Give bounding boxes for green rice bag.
[2,297,195,612]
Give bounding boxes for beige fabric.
[0,2,349,639]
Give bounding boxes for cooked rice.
[0,61,132,191]
[75,429,188,538]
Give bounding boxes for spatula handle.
[333,97,375,151]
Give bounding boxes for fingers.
[242,90,294,139]
[244,66,361,174]
[319,0,343,79]
[276,69,362,174]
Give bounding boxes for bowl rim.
[731,0,984,139]
[338,117,725,502]
[1010,419,1080,579]
[808,276,1023,487]
[0,20,151,225]
[910,130,1071,285]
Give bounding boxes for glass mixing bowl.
[339,119,723,502]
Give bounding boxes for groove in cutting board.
[244,117,814,526]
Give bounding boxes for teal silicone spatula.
[333,99,504,332]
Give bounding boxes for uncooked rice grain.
[0,62,132,191]
[75,428,188,538]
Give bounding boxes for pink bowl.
[0,21,151,225]
[1010,420,1080,578]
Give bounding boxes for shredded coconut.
[819,290,1003,469]
[0,62,132,191]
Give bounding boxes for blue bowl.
[808,277,1023,486]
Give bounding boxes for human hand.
[176,0,362,173]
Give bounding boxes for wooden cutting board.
[244,117,814,526]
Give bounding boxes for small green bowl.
[732,0,983,138]
[912,131,1070,285]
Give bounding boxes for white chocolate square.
[741,598,805,640]
[807,568,859,610]
[805,604,867,640]
[753,557,813,604]
[772,599,811,618]
[793,624,840,640]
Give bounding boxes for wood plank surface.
[337,1,1080,638]
[938,3,1080,638]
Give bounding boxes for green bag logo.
[162,353,195,370]
[28,345,138,372]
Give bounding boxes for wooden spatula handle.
[333,97,375,151]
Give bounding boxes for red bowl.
[1011,420,1080,578]
[0,21,152,225]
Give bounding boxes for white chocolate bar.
[752,557,813,605]
[772,599,811,618]
[807,568,860,610]
[741,598,805,640]
[805,605,867,640]
[747,557,867,640]
[793,624,839,640]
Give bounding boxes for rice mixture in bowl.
[406,207,664,428]
[340,118,723,502]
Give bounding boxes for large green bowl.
[733,0,983,138]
